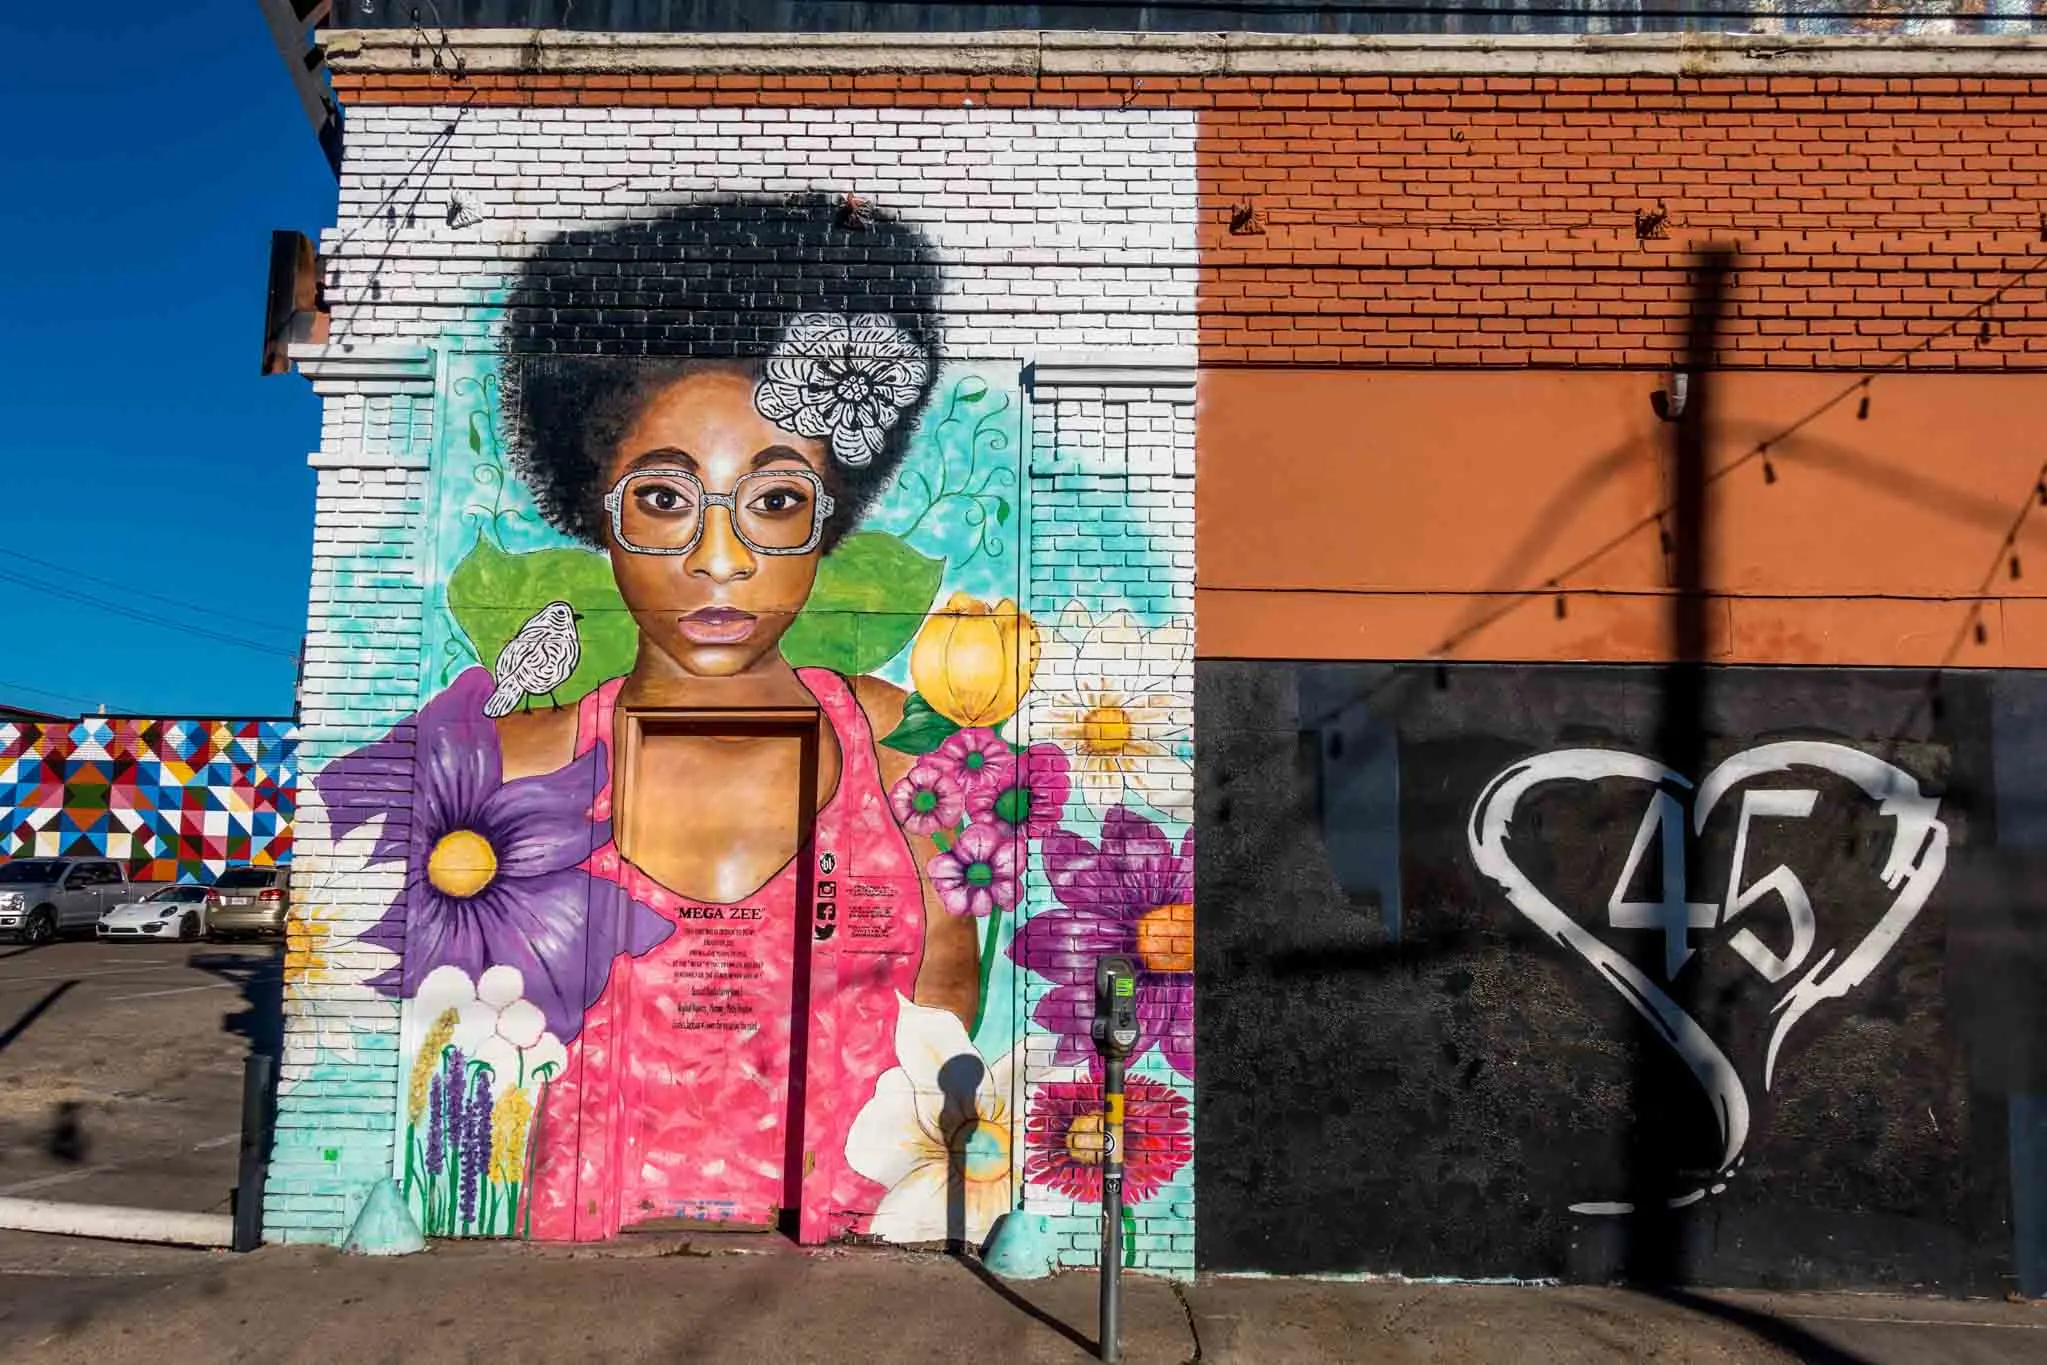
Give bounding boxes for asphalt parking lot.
[0,937,278,1214]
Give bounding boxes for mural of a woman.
[373,197,1005,1244]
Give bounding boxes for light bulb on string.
[1761,444,1778,485]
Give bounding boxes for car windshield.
[148,887,204,903]
[0,861,65,883]
[212,868,274,890]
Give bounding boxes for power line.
[0,566,299,660]
[0,549,299,639]
[0,677,100,711]
[1358,249,2047,659]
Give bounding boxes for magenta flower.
[1025,1073,1191,1204]
[927,820,1021,919]
[965,742,1071,838]
[1009,805,1194,1078]
[935,726,1012,798]
[888,760,965,837]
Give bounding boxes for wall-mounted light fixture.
[1651,371,1688,422]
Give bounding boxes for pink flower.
[935,727,1012,798]
[965,742,1071,839]
[888,761,964,837]
[1024,1073,1191,1205]
[927,821,1020,919]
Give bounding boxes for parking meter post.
[1100,1049,1127,1363]
[1090,956,1139,1364]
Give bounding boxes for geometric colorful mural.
[0,716,296,881]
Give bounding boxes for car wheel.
[178,913,200,943]
[23,908,55,947]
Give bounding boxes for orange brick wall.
[1197,75,2047,369]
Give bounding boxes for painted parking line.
[106,982,243,1003]
[0,962,181,989]
[0,1131,243,1196]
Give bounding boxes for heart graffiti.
[1466,742,1948,1214]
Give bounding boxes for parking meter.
[1092,955,1140,1059]
[1092,956,1139,1362]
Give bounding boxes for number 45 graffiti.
[1609,786,1819,984]
[1470,743,1950,1205]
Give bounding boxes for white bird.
[484,600,583,718]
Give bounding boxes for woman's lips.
[678,606,758,645]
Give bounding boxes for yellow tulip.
[911,594,1039,729]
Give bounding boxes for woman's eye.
[748,486,809,517]
[634,484,695,517]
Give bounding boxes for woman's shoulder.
[845,674,913,781]
[495,704,580,780]
[847,673,909,733]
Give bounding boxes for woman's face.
[605,367,833,678]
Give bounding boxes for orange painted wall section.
[1197,368,2047,666]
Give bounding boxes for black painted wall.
[1196,661,2047,1293]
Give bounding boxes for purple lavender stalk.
[424,1069,447,1177]
[443,1047,467,1172]
[460,1066,491,1228]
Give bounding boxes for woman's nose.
[685,504,757,582]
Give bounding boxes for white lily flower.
[846,996,1018,1246]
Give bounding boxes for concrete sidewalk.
[0,1228,2037,1365]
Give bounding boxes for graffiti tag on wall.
[1469,742,1948,1213]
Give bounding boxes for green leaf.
[881,691,960,756]
[994,497,1012,525]
[467,410,485,456]
[445,537,635,709]
[953,377,988,405]
[779,530,943,676]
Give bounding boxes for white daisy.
[280,810,404,1071]
[1032,604,1193,823]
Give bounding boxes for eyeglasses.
[602,467,837,557]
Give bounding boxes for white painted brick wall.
[276,100,1199,1266]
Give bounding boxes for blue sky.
[0,6,335,719]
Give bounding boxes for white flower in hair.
[754,312,930,468]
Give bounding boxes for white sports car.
[97,885,210,942]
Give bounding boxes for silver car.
[0,857,133,944]
[205,866,291,938]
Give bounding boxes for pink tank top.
[525,668,925,1243]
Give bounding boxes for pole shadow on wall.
[1618,252,1867,1363]
[1231,251,1889,1364]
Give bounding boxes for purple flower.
[888,760,965,837]
[360,669,671,1044]
[1010,805,1194,1079]
[425,1069,447,1177]
[927,820,1021,919]
[935,727,1011,799]
[965,742,1071,839]
[444,1047,468,1164]
[461,1066,491,1226]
